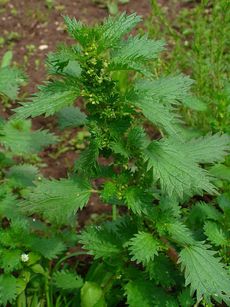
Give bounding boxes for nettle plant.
[12,13,230,306]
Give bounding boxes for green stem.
[53,251,87,272]
[45,276,51,307]
[112,205,117,220]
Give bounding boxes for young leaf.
[124,187,152,215]
[74,140,99,176]
[127,232,161,265]
[99,13,142,49]
[179,244,230,305]
[64,16,90,47]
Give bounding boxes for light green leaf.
[81,282,106,307]
[57,106,87,129]
[144,140,216,198]
[179,244,230,305]
[0,249,22,273]
[27,236,66,259]
[6,164,38,187]
[53,270,83,290]
[127,232,160,265]
[204,221,228,246]
[167,222,196,246]
[22,178,91,224]
[1,51,13,68]
[182,96,207,111]
[0,274,17,306]
[124,187,152,215]
[100,13,141,49]
[0,66,26,100]
[209,164,230,182]
[80,225,121,259]
[111,35,164,66]
[179,133,230,164]
[0,119,57,154]
[14,80,80,119]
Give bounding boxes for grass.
[146,0,230,133]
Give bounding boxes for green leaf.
[6,164,38,187]
[57,106,87,129]
[74,140,99,176]
[101,181,118,204]
[209,164,230,182]
[145,254,177,287]
[0,249,22,273]
[179,244,230,305]
[124,280,154,307]
[111,35,165,68]
[1,51,13,68]
[0,119,57,154]
[137,98,182,136]
[124,278,178,307]
[124,187,152,215]
[64,16,90,47]
[22,178,91,224]
[179,133,230,164]
[204,221,228,246]
[178,288,195,307]
[188,201,222,226]
[182,96,207,111]
[81,281,106,307]
[47,44,81,76]
[144,140,216,198]
[27,236,66,259]
[0,66,26,100]
[127,126,149,150]
[217,194,230,213]
[167,222,196,245]
[80,225,121,259]
[14,80,80,119]
[53,270,83,290]
[0,274,17,306]
[135,75,193,105]
[127,232,160,265]
[100,13,142,49]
